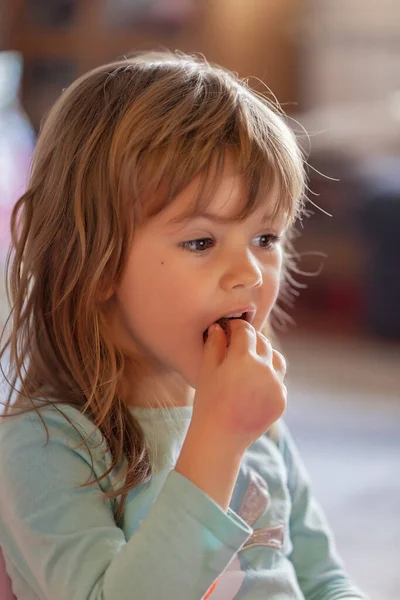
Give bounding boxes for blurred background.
[0,1,399,598]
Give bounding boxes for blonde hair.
[0,50,305,521]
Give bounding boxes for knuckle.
[258,330,271,343]
[233,319,253,333]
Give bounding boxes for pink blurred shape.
[0,546,16,600]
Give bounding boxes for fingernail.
[210,323,219,335]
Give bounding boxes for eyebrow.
[168,211,277,226]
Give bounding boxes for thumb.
[201,323,225,371]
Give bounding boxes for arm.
[175,420,245,512]
[278,421,367,600]
[0,408,251,600]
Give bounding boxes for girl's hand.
[193,319,287,452]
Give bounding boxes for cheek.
[152,259,206,312]
[266,253,283,294]
[259,258,284,324]
[121,250,169,302]
[117,257,194,334]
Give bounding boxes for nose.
[220,249,263,291]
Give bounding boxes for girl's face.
[112,161,287,389]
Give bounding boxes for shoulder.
[245,421,309,499]
[265,419,293,449]
[266,421,280,445]
[0,402,107,474]
[1,401,101,442]
[0,403,119,550]
[267,419,297,449]
[264,419,304,473]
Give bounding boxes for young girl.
[0,51,365,600]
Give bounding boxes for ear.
[102,289,115,302]
[98,281,116,303]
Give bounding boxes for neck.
[121,360,195,409]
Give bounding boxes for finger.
[226,318,257,357]
[272,350,287,379]
[255,331,273,361]
[201,323,226,371]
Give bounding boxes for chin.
[173,355,202,391]
[172,361,198,390]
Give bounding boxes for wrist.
[185,420,247,461]
[175,423,245,511]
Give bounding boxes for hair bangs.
[120,80,305,230]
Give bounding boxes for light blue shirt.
[0,403,366,599]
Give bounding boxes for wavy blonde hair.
[0,51,306,521]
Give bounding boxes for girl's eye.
[180,238,214,253]
[179,234,281,254]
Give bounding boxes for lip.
[207,305,257,330]
[202,305,257,345]
[220,305,256,323]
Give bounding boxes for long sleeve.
[0,408,252,600]
[278,420,367,600]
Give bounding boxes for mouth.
[202,310,255,345]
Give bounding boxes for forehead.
[160,170,287,231]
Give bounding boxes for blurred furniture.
[284,150,400,340]
[2,0,302,132]
[286,152,366,335]
[356,157,400,339]
[288,1,400,338]
[298,0,400,112]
